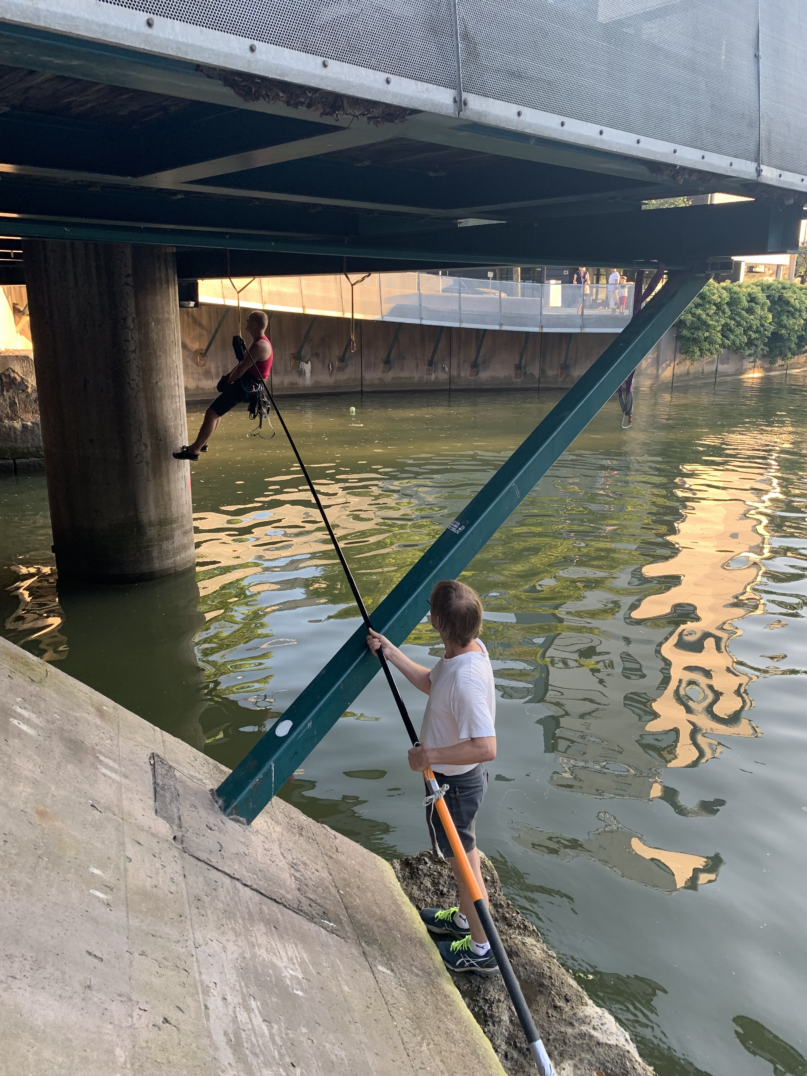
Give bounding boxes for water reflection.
[515,810,722,893]
[56,570,209,749]
[632,464,767,767]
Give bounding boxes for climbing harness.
[343,272,371,353]
[230,333,276,439]
[238,354,556,1075]
[224,253,276,439]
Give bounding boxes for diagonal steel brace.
[216,272,708,823]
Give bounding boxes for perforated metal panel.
[759,0,807,177]
[100,0,459,88]
[458,0,760,162]
[98,0,807,179]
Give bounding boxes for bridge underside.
[0,22,802,284]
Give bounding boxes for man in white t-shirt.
[367,579,498,976]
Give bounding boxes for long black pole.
[242,347,555,1074]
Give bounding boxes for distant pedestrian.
[367,579,499,977]
[573,267,590,314]
[607,268,620,312]
[619,275,629,313]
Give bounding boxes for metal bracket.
[215,272,708,823]
[425,325,445,369]
[293,316,317,368]
[469,328,487,377]
[381,322,402,370]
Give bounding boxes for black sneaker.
[438,935,499,977]
[173,446,199,461]
[420,906,470,938]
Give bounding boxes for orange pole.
[424,764,484,901]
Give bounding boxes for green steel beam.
[215,271,708,823]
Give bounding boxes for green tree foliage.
[677,279,807,363]
[677,280,728,360]
[721,283,772,357]
[756,280,807,362]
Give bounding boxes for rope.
[241,345,420,745]
[423,783,449,807]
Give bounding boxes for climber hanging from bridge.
[174,310,273,461]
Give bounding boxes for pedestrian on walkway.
[608,268,620,311]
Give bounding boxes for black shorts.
[210,378,259,417]
[425,764,488,858]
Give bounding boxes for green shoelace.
[434,906,460,922]
[450,935,475,953]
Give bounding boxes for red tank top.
[252,334,273,380]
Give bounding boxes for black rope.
[243,345,420,745]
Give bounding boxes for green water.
[2,379,806,1076]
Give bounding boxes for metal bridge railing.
[199,274,635,334]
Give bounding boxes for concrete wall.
[633,326,807,387]
[180,304,620,397]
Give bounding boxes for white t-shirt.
[607,271,620,292]
[420,640,496,776]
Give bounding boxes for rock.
[392,851,654,1076]
[0,365,42,458]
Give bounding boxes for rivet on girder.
[322,59,328,67]
[146,17,154,27]
[249,43,257,52]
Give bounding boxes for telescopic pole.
[243,350,556,1075]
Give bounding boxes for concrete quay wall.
[181,306,807,401]
[0,636,504,1076]
[180,304,621,397]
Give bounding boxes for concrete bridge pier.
[24,240,195,582]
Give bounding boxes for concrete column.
[24,240,194,581]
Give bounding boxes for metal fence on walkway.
[199,274,636,333]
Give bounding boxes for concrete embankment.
[0,636,653,1076]
[0,636,502,1076]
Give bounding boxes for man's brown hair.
[429,579,483,647]
[246,309,269,333]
